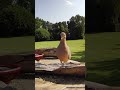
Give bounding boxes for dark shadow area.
[86,58,120,86]
[86,0,120,33]
[85,0,120,87]
[86,71,120,86]
[16,73,35,79]
[87,58,120,71]
[0,1,35,89]
[35,74,84,85]
[112,43,120,50]
[112,47,120,50]
[115,44,120,46]
[0,86,17,90]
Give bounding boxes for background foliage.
[86,0,120,33]
[0,0,34,37]
[35,15,85,41]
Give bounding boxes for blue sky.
[35,0,85,23]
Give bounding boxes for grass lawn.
[35,39,85,62]
[0,36,34,55]
[86,32,120,86]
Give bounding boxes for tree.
[35,28,50,41]
[68,15,85,39]
[51,23,60,40]
[35,15,85,41]
[17,0,35,14]
[35,17,42,29]
[85,0,120,33]
[0,5,34,37]
[0,0,12,10]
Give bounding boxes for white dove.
[56,32,71,67]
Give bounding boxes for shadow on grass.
[86,58,120,86]
[112,47,120,50]
[35,74,84,85]
[86,71,120,86]
[115,43,120,46]
[112,43,120,50]
[87,58,120,71]
[72,51,85,62]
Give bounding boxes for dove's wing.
[67,46,71,59]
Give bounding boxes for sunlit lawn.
[35,39,85,62]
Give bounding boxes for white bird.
[56,32,71,67]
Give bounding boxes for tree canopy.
[35,15,85,41]
[86,0,120,33]
[0,0,34,37]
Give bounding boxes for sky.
[35,0,85,23]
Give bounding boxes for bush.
[35,28,50,41]
[0,5,34,37]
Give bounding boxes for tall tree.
[68,15,85,39]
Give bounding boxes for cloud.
[65,0,73,6]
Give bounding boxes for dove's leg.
[62,62,65,67]
[60,61,65,67]
[64,62,67,68]
[61,63,65,68]
[60,61,63,66]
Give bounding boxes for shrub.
[35,28,50,41]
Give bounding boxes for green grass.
[0,36,34,55]
[35,39,85,62]
[86,32,120,86]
